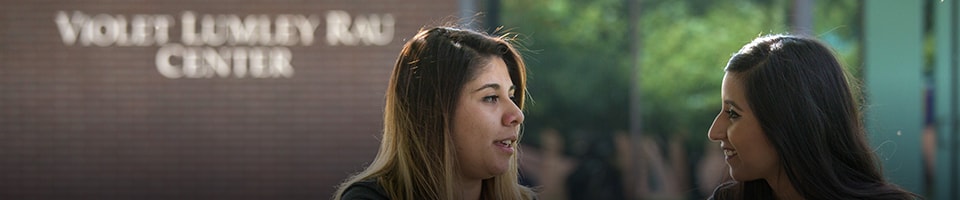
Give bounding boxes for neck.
[767,170,803,200]
[461,178,482,200]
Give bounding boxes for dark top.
[341,178,390,200]
[707,181,736,200]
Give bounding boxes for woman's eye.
[483,95,499,103]
[725,109,741,119]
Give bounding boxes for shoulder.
[341,178,390,200]
[707,181,736,200]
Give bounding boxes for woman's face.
[707,73,780,182]
[452,56,524,181]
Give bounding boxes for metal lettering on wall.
[54,10,396,79]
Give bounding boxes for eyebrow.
[473,83,515,93]
[723,100,743,111]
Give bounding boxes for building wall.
[0,0,457,199]
[864,0,924,195]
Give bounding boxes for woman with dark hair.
[333,26,535,200]
[706,35,918,199]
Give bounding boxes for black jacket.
[341,179,389,200]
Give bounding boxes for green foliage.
[503,0,632,145]
[813,0,863,77]
[638,0,788,144]
[501,0,862,150]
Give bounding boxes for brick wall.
[0,0,457,199]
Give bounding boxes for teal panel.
[934,1,956,199]
[863,0,924,194]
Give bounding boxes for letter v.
[54,11,86,45]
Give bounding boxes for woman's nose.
[707,113,726,141]
[503,102,524,127]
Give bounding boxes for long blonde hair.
[333,26,534,200]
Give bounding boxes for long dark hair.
[713,35,916,199]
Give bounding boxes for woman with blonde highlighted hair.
[333,26,535,200]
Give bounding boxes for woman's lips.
[494,139,515,154]
[723,149,737,160]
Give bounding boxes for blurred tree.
[501,0,802,148]
[502,0,632,149]
[637,0,788,149]
[501,0,862,198]
[813,0,862,77]
[503,0,860,145]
